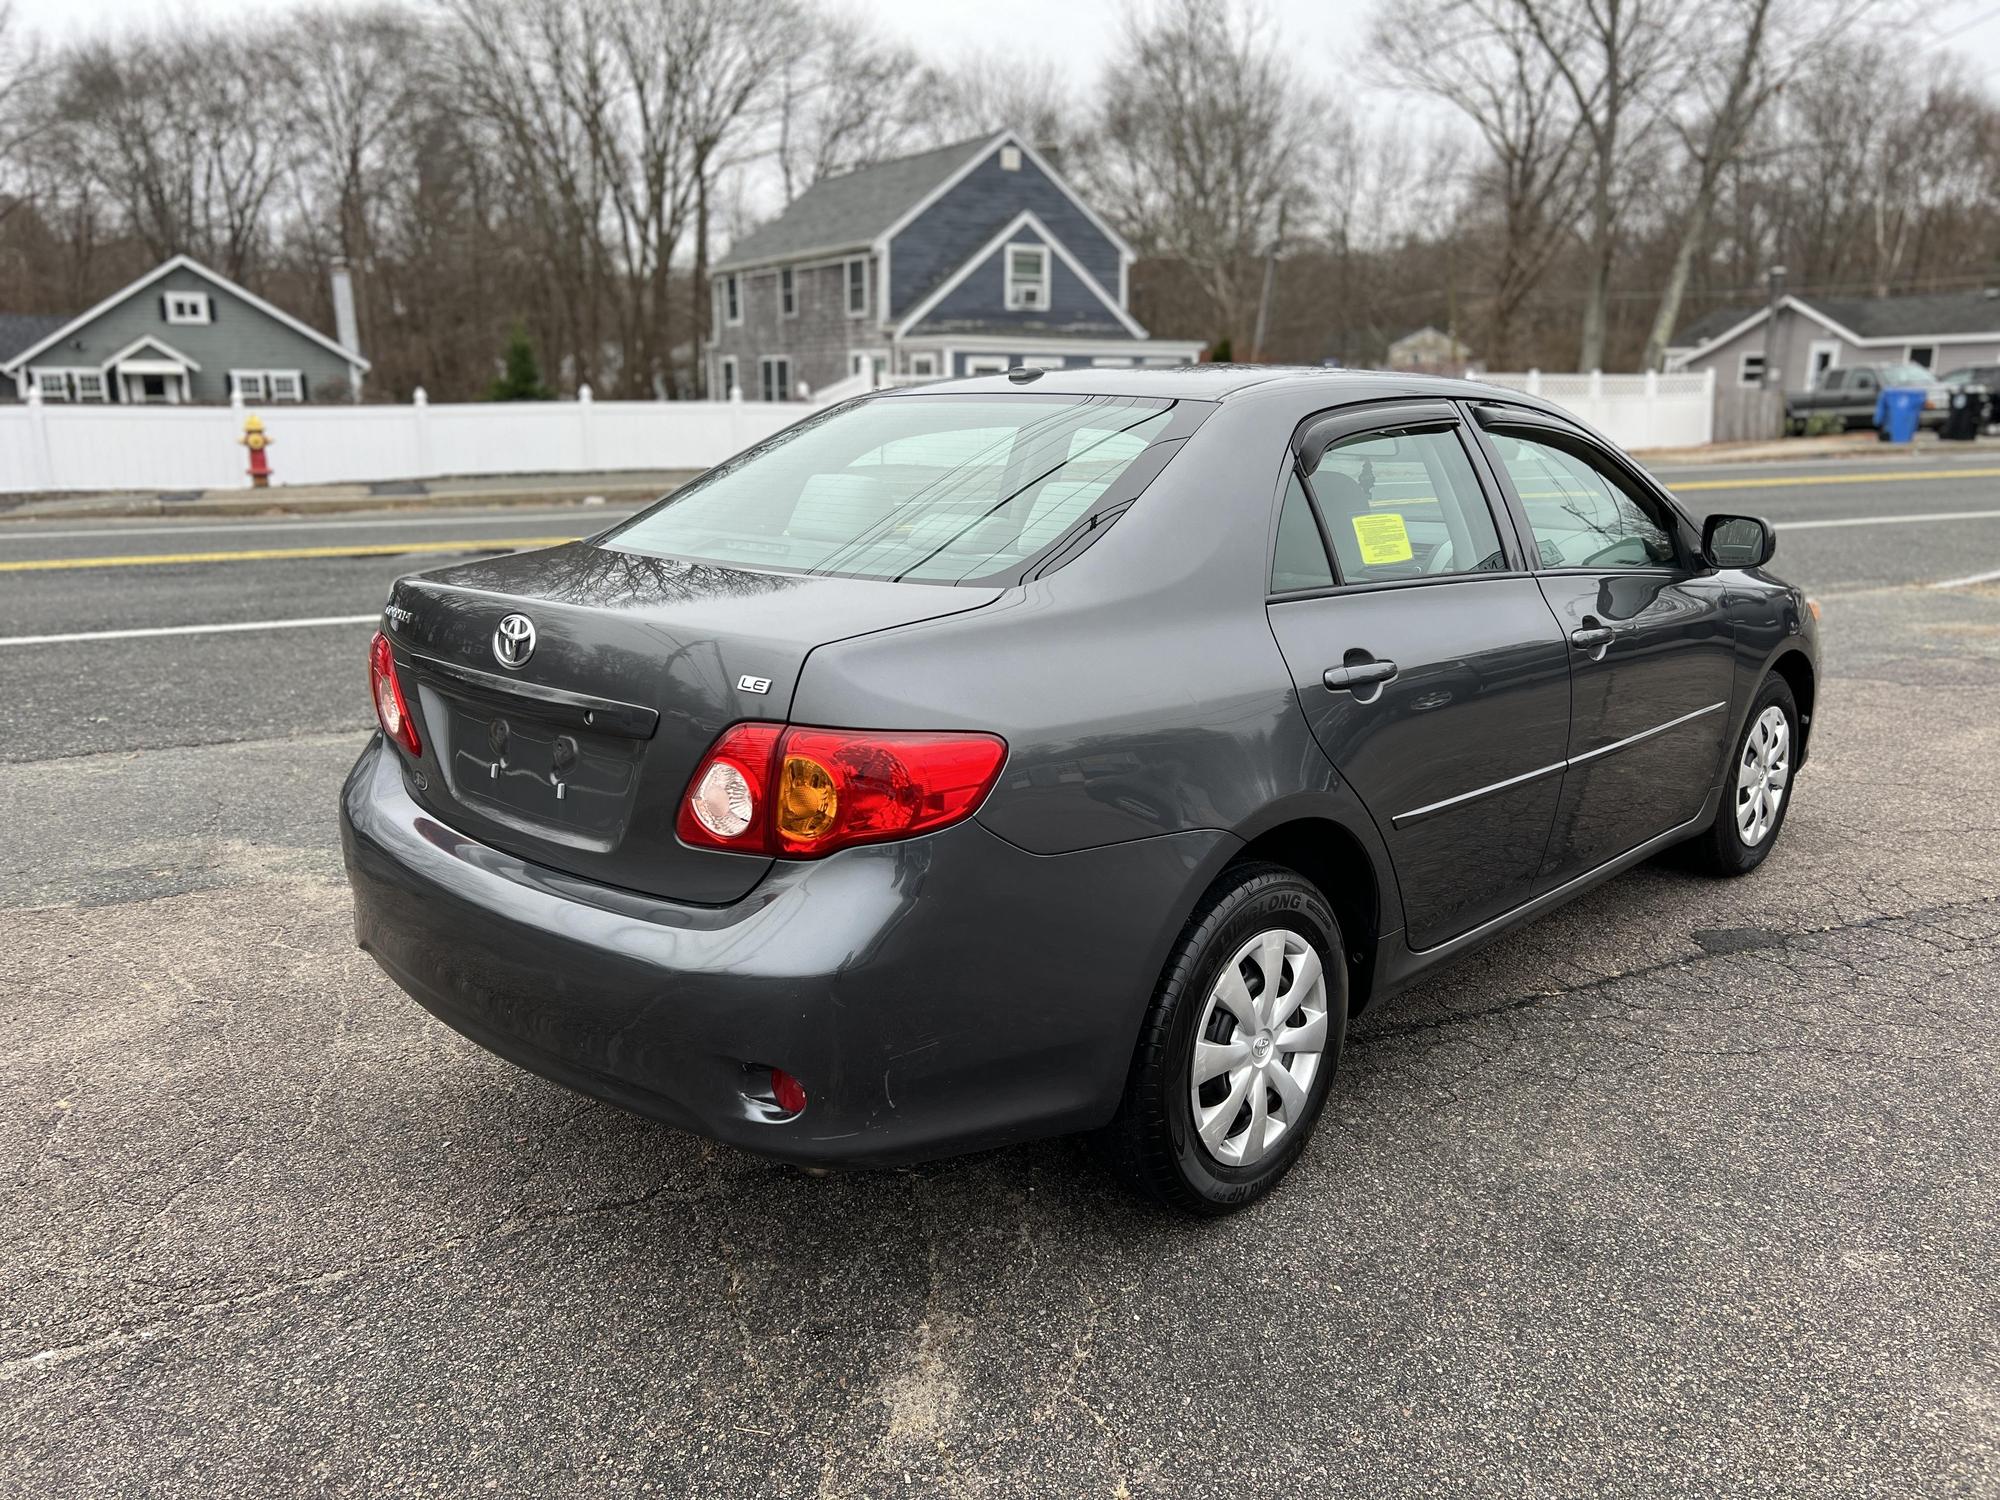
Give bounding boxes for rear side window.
[1271,472,1334,592]
[1486,431,1677,570]
[606,395,1174,584]
[1309,428,1506,585]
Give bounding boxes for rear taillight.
[676,722,1006,858]
[369,631,422,756]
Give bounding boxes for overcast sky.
[14,0,2000,117]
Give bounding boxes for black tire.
[1688,673,1799,877]
[1095,863,1348,1217]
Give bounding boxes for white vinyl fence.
[0,386,806,495]
[1478,368,1715,450]
[0,367,1719,495]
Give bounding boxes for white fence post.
[411,386,432,478]
[23,384,52,491]
[1527,368,1541,397]
[1702,367,1716,445]
[1589,368,1604,399]
[577,383,596,470]
[1643,369,1659,449]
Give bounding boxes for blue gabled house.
[707,131,1203,400]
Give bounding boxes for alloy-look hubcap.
[1736,705,1792,848]
[1188,928,1330,1168]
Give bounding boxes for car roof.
[880,365,1534,408]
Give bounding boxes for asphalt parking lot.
[3,454,1998,1497]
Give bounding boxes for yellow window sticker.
[1351,512,1413,566]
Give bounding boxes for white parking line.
[1778,508,2000,530]
[0,615,379,648]
[1930,565,2000,590]
[0,510,638,544]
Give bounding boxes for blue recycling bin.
[1875,385,1926,443]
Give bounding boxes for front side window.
[606,394,1175,584]
[1271,471,1334,593]
[1005,244,1049,310]
[1308,427,1506,585]
[1487,430,1678,571]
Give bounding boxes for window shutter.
[207,294,217,322]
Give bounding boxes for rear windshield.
[603,394,1175,584]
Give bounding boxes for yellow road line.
[1668,467,2000,492]
[0,536,580,573]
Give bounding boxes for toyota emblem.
[493,613,537,669]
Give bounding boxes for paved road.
[3,460,1998,1497]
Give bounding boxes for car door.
[1470,408,1738,888]
[1264,402,1573,951]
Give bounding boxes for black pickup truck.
[1785,362,1949,433]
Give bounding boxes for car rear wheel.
[1095,863,1347,1216]
[1688,673,1799,877]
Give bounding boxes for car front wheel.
[1096,863,1348,1216]
[1690,673,1800,876]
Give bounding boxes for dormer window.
[164,292,211,325]
[1005,244,1049,311]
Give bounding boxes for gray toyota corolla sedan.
[341,367,1818,1215]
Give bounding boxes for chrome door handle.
[1323,659,1398,691]
[1569,626,1615,649]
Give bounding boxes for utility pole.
[1251,201,1287,363]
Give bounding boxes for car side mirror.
[1703,513,1774,570]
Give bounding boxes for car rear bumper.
[340,733,1228,1166]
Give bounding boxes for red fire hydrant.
[241,413,274,488]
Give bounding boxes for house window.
[1005,244,1049,311]
[1739,352,1766,388]
[719,355,738,399]
[846,259,867,317]
[999,145,1022,172]
[165,292,211,326]
[34,369,70,400]
[71,371,106,402]
[233,369,303,402]
[908,353,937,377]
[780,267,796,318]
[759,355,792,402]
[724,274,741,326]
[964,356,1008,375]
[1907,344,1935,369]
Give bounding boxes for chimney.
[330,260,362,402]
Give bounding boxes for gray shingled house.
[707,131,1203,400]
[1668,288,2000,392]
[2,254,368,405]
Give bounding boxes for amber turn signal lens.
[1806,596,1822,622]
[778,754,839,842]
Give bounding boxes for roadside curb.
[0,474,693,524]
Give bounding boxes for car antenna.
[1006,366,1044,383]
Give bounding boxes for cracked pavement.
[3,480,2000,1497]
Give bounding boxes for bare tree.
[0,2,51,233]
[770,11,931,204]
[1375,0,1589,367]
[1639,0,1885,368]
[1090,0,1320,350]
[1505,0,1683,371]
[49,27,294,278]
[917,52,1085,159]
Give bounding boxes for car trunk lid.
[382,541,1001,904]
